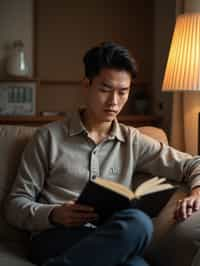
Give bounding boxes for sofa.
[0,124,200,266]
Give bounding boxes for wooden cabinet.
[0,115,161,128]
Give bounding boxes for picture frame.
[0,80,37,116]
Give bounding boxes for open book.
[76,176,177,224]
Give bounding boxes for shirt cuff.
[190,176,200,190]
[32,204,60,231]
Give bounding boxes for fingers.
[62,212,99,227]
[174,197,200,222]
[65,202,95,212]
[64,218,96,227]
[193,198,200,211]
[53,202,99,227]
[66,211,98,221]
[65,213,98,227]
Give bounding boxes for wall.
[0,0,176,127]
[35,0,154,114]
[182,0,200,155]
[153,0,177,135]
[0,0,33,78]
[36,0,154,83]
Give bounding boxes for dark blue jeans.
[30,209,153,266]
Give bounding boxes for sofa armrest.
[138,126,168,145]
[131,126,169,189]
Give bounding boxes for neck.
[81,110,113,142]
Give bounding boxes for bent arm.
[5,128,58,232]
[134,130,200,189]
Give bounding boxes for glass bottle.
[6,40,29,77]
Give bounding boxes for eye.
[99,86,112,92]
[119,89,129,95]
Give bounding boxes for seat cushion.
[145,187,200,266]
[138,126,168,144]
[0,126,36,241]
[0,124,169,258]
[0,241,34,266]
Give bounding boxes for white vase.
[6,40,29,78]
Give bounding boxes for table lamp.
[162,12,200,154]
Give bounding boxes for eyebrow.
[102,82,112,89]
[102,82,130,90]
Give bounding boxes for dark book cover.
[76,179,177,224]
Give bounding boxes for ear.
[81,78,91,101]
[82,77,90,89]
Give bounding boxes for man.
[5,42,200,266]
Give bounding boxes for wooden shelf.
[39,80,149,86]
[0,115,62,126]
[0,115,161,128]
[0,78,39,82]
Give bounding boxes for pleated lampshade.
[162,13,200,91]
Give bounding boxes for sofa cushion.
[0,126,36,241]
[145,187,200,266]
[0,241,34,266]
[0,124,168,242]
[138,126,168,145]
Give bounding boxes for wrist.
[48,208,58,226]
[191,186,200,196]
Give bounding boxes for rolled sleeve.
[134,130,200,188]
[28,203,60,231]
[5,128,55,232]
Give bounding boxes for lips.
[104,109,118,113]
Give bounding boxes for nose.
[109,91,118,105]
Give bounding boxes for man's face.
[83,68,132,122]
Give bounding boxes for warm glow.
[162,13,200,91]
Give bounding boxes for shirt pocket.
[109,167,120,176]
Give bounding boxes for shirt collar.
[69,110,86,136]
[109,119,125,143]
[69,109,125,143]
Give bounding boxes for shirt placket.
[89,146,100,179]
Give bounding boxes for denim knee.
[132,256,150,266]
[110,209,153,246]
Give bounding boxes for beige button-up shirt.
[5,110,200,232]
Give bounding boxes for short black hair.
[83,41,137,81]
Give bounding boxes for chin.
[97,111,118,122]
[105,118,114,122]
[102,115,116,122]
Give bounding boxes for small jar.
[6,40,29,78]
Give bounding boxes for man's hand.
[174,187,200,222]
[49,201,98,227]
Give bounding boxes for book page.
[94,177,134,200]
[135,177,174,198]
[93,176,174,201]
